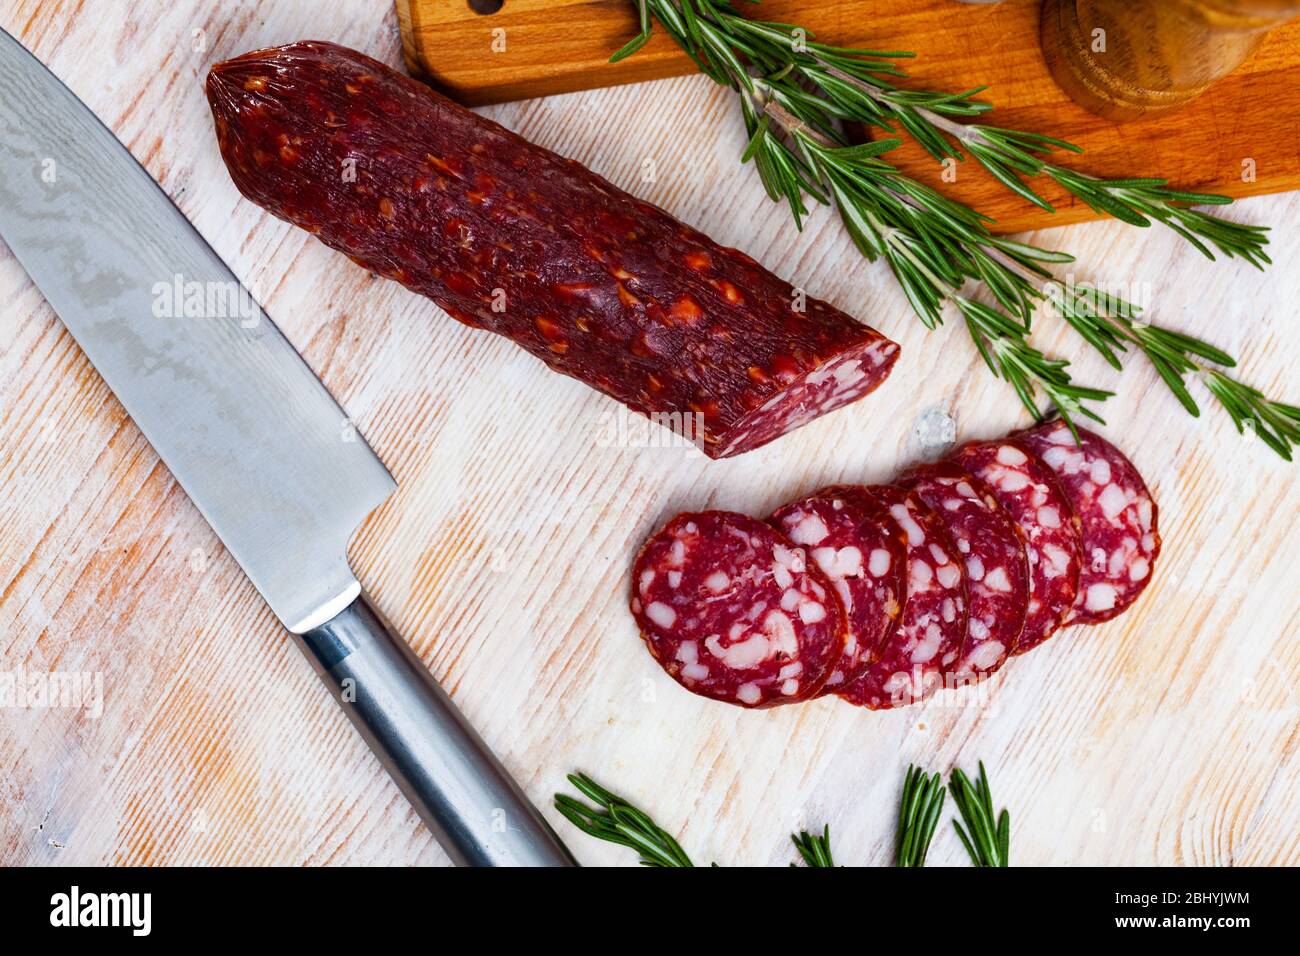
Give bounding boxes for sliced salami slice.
[770,491,906,694]
[837,485,967,710]
[898,460,1028,681]
[1016,422,1160,624]
[630,511,846,708]
[951,439,1082,654]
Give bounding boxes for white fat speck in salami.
[770,491,905,693]
[951,438,1082,654]
[838,485,967,710]
[646,602,676,629]
[1016,423,1160,624]
[631,511,846,708]
[899,460,1029,681]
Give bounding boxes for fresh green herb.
[949,762,1011,867]
[558,763,1014,866]
[988,249,1300,459]
[791,825,835,867]
[610,0,1296,458]
[764,100,1112,429]
[618,0,1268,264]
[895,764,946,867]
[554,773,696,866]
[868,108,1271,269]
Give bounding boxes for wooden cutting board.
[396,0,1300,232]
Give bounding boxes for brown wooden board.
[396,0,1300,233]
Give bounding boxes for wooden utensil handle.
[1041,0,1300,120]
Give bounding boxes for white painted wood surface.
[0,0,1296,866]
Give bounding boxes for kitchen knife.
[0,28,575,867]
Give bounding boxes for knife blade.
[0,31,389,633]
[0,28,574,867]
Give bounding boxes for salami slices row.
[630,423,1160,710]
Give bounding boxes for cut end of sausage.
[710,339,901,458]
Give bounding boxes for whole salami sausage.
[836,485,967,710]
[205,42,900,459]
[951,439,1082,654]
[898,460,1028,681]
[770,491,905,693]
[1015,422,1160,623]
[630,512,846,708]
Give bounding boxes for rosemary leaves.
[612,0,1298,459]
[895,765,947,867]
[554,763,1012,866]
[949,762,1011,867]
[554,773,697,866]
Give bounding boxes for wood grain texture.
[1,0,1297,867]
[397,0,1300,233]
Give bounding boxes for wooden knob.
[1041,0,1300,121]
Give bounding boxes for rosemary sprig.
[895,765,946,867]
[768,106,1112,426]
[942,124,1272,269]
[949,762,1010,867]
[620,0,1268,266]
[612,0,1296,457]
[558,764,1014,866]
[1002,258,1300,459]
[791,825,835,867]
[870,104,1272,267]
[554,773,696,866]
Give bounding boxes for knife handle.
[294,594,577,867]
